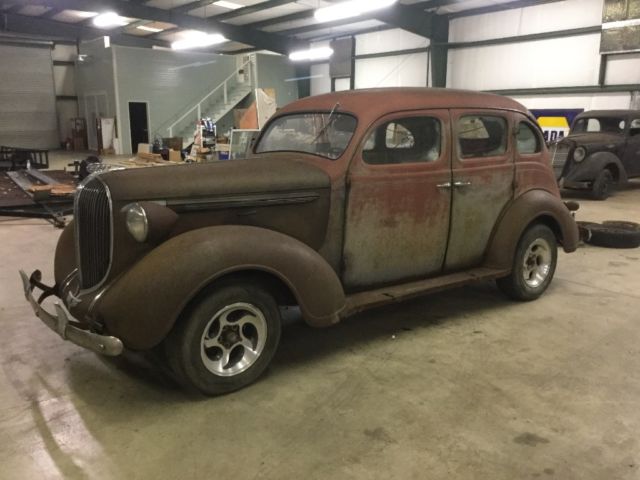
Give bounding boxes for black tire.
[591,169,614,200]
[586,223,640,249]
[496,224,558,301]
[602,220,640,231]
[164,283,281,395]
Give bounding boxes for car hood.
[563,132,624,146]
[99,154,331,202]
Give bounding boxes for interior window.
[516,122,541,154]
[363,116,441,165]
[630,119,640,137]
[457,115,507,158]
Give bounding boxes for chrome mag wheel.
[200,302,267,377]
[521,238,553,288]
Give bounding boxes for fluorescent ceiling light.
[213,0,243,9]
[70,10,98,18]
[171,31,227,50]
[137,25,164,33]
[314,0,397,23]
[289,47,334,61]
[93,12,129,28]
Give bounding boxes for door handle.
[436,182,452,189]
[453,181,472,188]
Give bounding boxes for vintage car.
[551,109,640,199]
[21,88,579,395]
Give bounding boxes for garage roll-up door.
[0,44,58,149]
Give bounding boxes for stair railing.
[159,57,255,138]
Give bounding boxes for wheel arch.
[484,189,579,271]
[587,152,628,183]
[97,225,345,351]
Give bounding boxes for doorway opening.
[128,102,149,153]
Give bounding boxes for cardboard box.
[168,149,182,162]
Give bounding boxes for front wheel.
[164,283,281,395]
[591,169,614,200]
[496,224,558,301]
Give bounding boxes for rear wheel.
[164,283,281,395]
[496,224,558,301]
[591,169,614,200]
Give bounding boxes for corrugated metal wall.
[0,44,58,149]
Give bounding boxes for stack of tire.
[577,221,640,248]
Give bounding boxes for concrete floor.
[1,178,640,480]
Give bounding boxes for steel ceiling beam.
[442,0,565,19]
[10,0,306,53]
[248,3,433,38]
[0,12,171,48]
[173,0,295,21]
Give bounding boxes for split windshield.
[255,112,357,160]
[572,117,626,134]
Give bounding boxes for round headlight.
[573,146,586,162]
[126,203,148,242]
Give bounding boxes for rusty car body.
[21,88,579,394]
[551,109,640,199]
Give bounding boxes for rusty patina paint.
[47,88,578,350]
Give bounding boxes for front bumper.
[19,269,123,356]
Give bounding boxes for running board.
[341,267,509,318]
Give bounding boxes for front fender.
[484,189,579,271]
[96,225,345,350]
[564,152,627,183]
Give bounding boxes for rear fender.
[97,225,345,350]
[484,189,579,271]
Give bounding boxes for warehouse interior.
[1,0,640,478]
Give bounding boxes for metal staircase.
[154,56,256,146]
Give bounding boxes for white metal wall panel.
[310,63,331,96]
[355,53,428,89]
[355,28,429,55]
[449,0,604,42]
[0,45,58,148]
[512,92,632,111]
[605,53,640,85]
[447,34,601,90]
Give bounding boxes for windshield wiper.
[311,102,341,144]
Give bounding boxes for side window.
[457,115,507,158]
[363,116,441,165]
[630,119,640,137]
[516,122,541,154]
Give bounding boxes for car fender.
[565,151,627,183]
[484,189,579,271]
[97,225,345,350]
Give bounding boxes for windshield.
[255,112,357,160]
[572,117,626,134]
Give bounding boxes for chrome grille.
[550,143,570,180]
[75,177,111,290]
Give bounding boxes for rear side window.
[363,116,441,165]
[516,122,541,154]
[457,115,507,158]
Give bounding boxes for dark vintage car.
[551,109,640,199]
[21,88,579,395]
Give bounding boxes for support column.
[430,15,449,88]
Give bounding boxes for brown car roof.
[278,87,532,123]
[576,110,640,118]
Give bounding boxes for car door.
[342,110,452,289]
[444,110,515,271]
[623,117,640,177]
